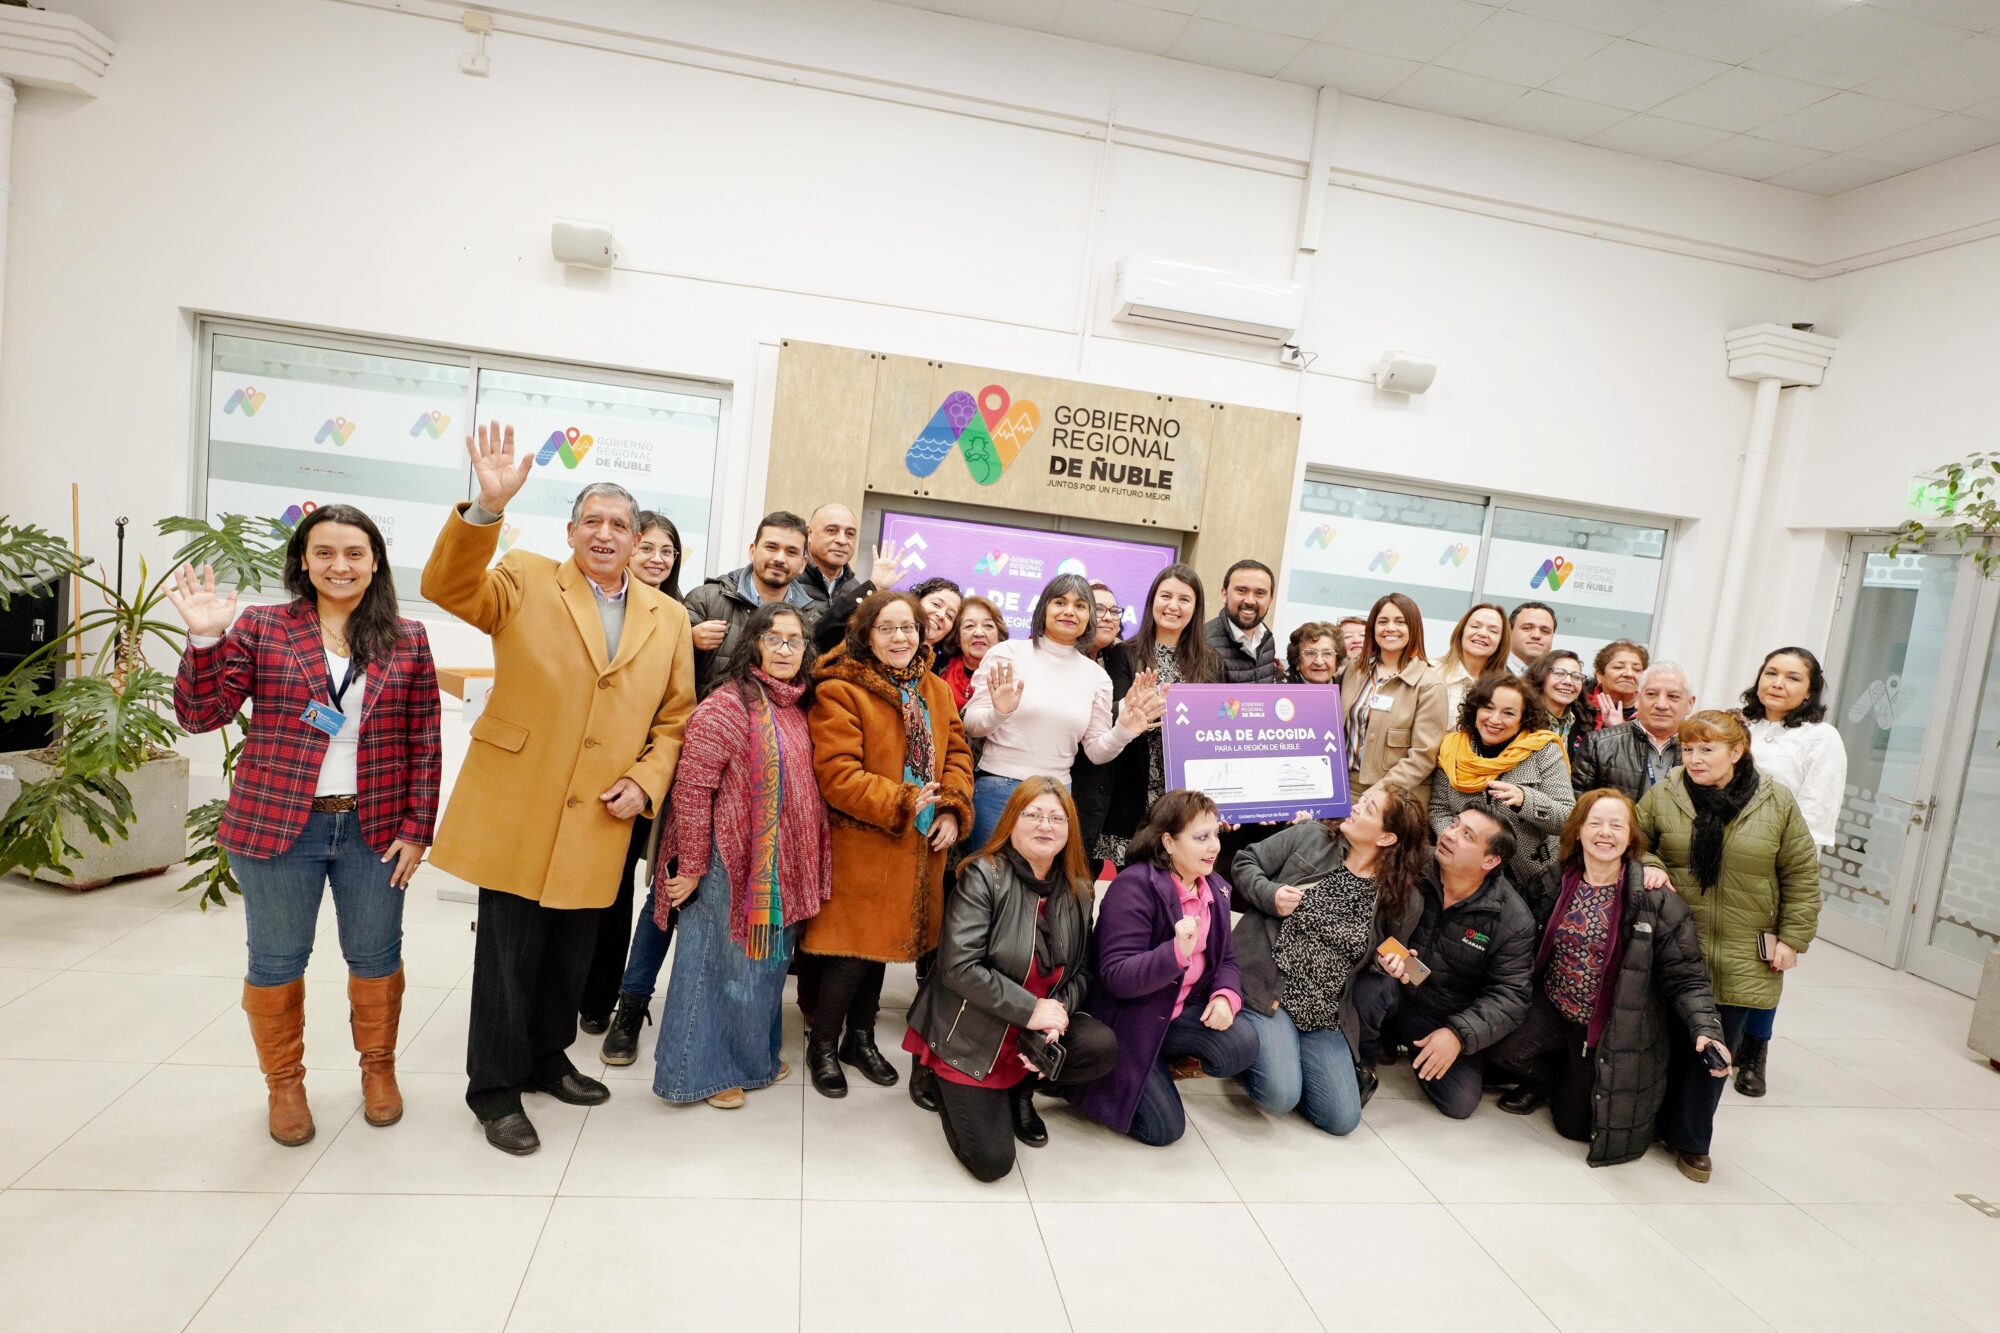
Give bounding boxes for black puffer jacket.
[1406,865,1536,1054]
[1517,862,1724,1166]
[906,849,1094,1082]
[1202,614,1278,684]
[1572,721,1677,802]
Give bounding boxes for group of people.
[170,421,1842,1188]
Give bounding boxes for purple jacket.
[1069,860,1243,1135]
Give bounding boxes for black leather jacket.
[906,850,1094,1082]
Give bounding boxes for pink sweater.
[960,638,1140,782]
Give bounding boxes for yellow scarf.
[1437,729,1565,793]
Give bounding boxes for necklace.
[323,628,351,659]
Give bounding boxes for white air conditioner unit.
[1113,256,1304,345]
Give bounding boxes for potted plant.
[0,513,288,902]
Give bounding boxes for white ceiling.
[879,0,2000,194]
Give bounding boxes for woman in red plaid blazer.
[172,504,441,1148]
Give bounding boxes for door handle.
[1877,792,1935,828]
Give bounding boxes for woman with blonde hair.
[1437,602,1511,717]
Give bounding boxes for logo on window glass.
[536,426,595,469]
[409,411,452,439]
[1303,525,1337,550]
[973,551,1010,575]
[280,501,319,528]
[314,417,357,447]
[1438,543,1470,567]
[224,387,266,416]
[905,384,1041,486]
[1531,556,1573,591]
[1369,549,1401,574]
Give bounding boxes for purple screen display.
[879,512,1177,636]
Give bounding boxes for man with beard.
[1203,559,1278,684]
[681,510,820,698]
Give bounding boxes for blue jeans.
[233,809,404,986]
[618,879,676,1001]
[1128,1006,1261,1147]
[969,773,1022,852]
[1241,1007,1363,1136]
[651,852,793,1103]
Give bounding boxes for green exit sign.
[1908,476,1958,516]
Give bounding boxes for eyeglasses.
[1095,605,1124,619]
[759,634,805,652]
[1019,812,1070,828]
[1548,668,1584,682]
[873,623,921,639]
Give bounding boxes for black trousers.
[465,888,599,1121]
[1352,969,1486,1120]
[577,818,651,1022]
[1658,1003,1753,1156]
[934,1013,1119,1182]
[807,957,884,1043]
[1491,992,1594,1143]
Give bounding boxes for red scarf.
[941,654,976,712]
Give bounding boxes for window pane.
[1482,505,1667,661]
[1281,479,1484,655]
[472,368,721,583]
[205,334,471,596]
[1924,578,2000,965]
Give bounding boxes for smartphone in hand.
[1378,936,1432,986]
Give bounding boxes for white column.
[1706,324,1837,695]
[0,75,12,368]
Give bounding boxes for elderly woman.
[1230,785,1431,1135]
[1285,621,1341,686]
[903,777,1119,1180]
[1437,602,1511,718]
[1638,710,1820,1183]
[1577,639,1648,744]
[1070,790,1258,1146]
[1492,790,1729,1173]
[649,603,830,1108]
[1430,673,1575,889]
[1339,592,1449,796]
[804,590,975,1098]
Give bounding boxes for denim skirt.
[652,852,796,1103]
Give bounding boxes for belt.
[310,794,359,812]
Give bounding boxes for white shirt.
[314,645,369,797]
[960,638,1140,781]
[1748,717,1846,848]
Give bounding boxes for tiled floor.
[3,867,1998,1332]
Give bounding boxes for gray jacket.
[1428,738,1576,888]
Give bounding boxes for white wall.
[12,0,1964,778]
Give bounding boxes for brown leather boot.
[348,967,406,1127]
[242,979,314,1146]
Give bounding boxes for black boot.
[1498,1085,1548,1115]
[807,1037,848,1098]
[1009,1078,1048,1148]
[578,1012,609,1036]
[909,1055,940,1113]
[1733,1035,1769,1098]
[1356,1064,1379,1108]
[600,993,651,1067]
[839,1027,899,1086]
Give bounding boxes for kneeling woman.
[1491,789,1729,1173]
[652,603,831,1108]
[1231,785,1431,1135]
[904,777,1119,1181]
[1070,791,1258,1146]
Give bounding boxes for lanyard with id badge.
[301,654,359,738]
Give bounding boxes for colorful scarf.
[1437,728,1565,793]
[741,682,788,961]
[879,647,937,835]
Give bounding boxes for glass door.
[1817,540,1976,967]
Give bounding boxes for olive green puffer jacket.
[1635,769,1821,1010]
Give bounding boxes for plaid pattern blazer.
[174,600,442,859]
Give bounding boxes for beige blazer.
[1338,655,1448,795]
[422,505,696,908]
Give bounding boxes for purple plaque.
[1162,683,1351,824]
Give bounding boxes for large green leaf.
[37,669,180,772]
[0,772,135,877]
[0,519,85,609]
[158,514,290,594]
[180,797,239,910]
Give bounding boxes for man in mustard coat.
[424,422,695,1155]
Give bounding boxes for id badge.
[1369,693,1396,711]
[300,698,347,737]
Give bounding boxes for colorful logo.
[224,387,266,416]
[1369,549,1401,574]
[497,523,521,554]
[280,501,319,528]
[1304,525,1336,550]
[972,551,1010,575]
[410,411,451,439]
[1531,556,1573,591]
[1217,700,1242,720]
[314,417,357,447]
[536,426,595,469]
[905,384,1041,486]
[1439,543,1470,567]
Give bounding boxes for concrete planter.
[1972,950,2000,1074]
[0,749,189,890]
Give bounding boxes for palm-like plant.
[0,513,291,906]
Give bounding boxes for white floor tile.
[1806,1203,2000,1332]
[0,1190,282,1333]
[1633,1203,1971,1332]
[165,979,451,1071]
[0,965,56,1007]
[0,882,184,969]
[1721,1034,1910,1108]
[1365,1094,1618,1203]
[73,897,253,976]
[1804,1038,2000,1110]
[18,1063,355,1191]
[1036,1201,1321,1332]
[560,1077,803,1198]
[0,969,240,1062]
[1254,1202,1555,1331]
[1183,1087,1432,1202]
[804,1081,1026,1200]
[1015,1098,1238,1202]
[801,1200,1065,1332]
[296,1070,586,1196]
[187,1193,550,1333]
[1721,1106,2000,1204]
[1927,1107,2000,1149]
[1451,1203,1768,1332]
[510,1197,801,1331]
[0,1058,151,1187]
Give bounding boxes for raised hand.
[468,420,533,513]
[868,540,903,590]
[989,658,1024,716]
[1118,670,1165,732]
[165,563,239,639]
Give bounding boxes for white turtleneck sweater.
[961,637,1141,782]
